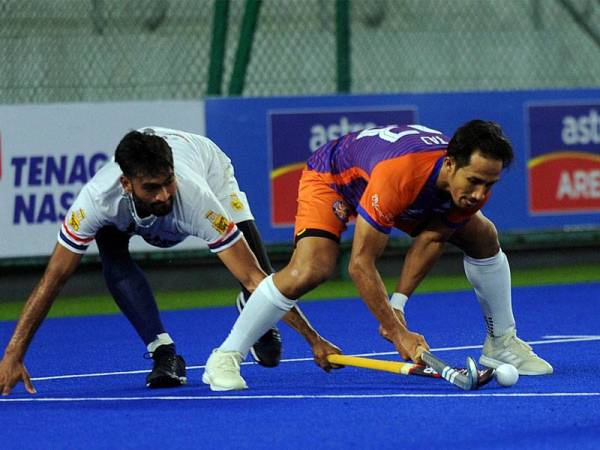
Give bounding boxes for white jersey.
[58,127,254,254]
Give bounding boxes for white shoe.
[202,349,248,391]
[479,328,553,375]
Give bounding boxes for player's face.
[123,171,177,217]
[445,151,503,209]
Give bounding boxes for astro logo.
[527,104,600,214]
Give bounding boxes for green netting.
[233,0,338,96]
[0,0,214,104]
[350,0,600,93]
[0,0,598,103]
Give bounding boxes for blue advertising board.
[205,89,600,245]
[527,102,600,214]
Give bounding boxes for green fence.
[1,0,598,104]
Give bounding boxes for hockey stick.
[420,351,494,391]
[327,353,494,390]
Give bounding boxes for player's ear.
[444,156,456,173]
[120,175,132,193]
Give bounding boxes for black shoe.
[145,344,187,388]
[236,292,282,368]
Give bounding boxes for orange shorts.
[294,169,355,239]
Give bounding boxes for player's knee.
[466,218,500,258]
[283,260,334,297]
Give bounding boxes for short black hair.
[447,120,514,169]
[115,130,174,178]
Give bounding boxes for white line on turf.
[29,335,600,382]
[1,392,600,403]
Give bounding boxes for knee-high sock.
[220,275,295,358]
[464,250,515,337]
[97,227,167,346]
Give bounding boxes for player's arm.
[0,244,83,395]
[216,235,268,293]
[349,216,429,363]
[280,305,342,371]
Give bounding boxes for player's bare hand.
[0,356,36,396]
[379,309,407,343]
[311,338,343,372]
[394,331,429,364]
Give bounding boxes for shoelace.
[215,354,241,372]
[144,350,179,371]
[502,334,534,355]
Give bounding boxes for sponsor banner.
[206,89,600,245]
[269,108,416,226]
[527,103,600,214]
[0,100,205,258]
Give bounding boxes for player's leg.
[235,219,282,367]
[203,169,345,390]
[219,234,339,354]
[450,212,552,375]
[203,234,339,390]
[96,226,186,387]
[210,149,284,368]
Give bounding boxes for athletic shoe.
[202,349,248,391]
[236,292,282,367]
[479,328,553,375]
[146,344,187,388]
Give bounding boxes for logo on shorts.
[68,208,86,232]
[205,210,230,234]
[230,193,244,211]
[332,200,350,222]
[371,194,393,223]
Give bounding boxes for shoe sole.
[202,372,247,391]
[146,375,187,388]
[236,293,280,366]
[479,355,553,376]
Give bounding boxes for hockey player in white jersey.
[0,127,341,395]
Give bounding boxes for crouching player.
[0,127,340,395]
[203,120,553,390]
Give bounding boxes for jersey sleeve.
[182,180,243,253]
[357,152,442,234]
[57,184,102,254]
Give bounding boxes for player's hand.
[311,337,344,372]
[379,308,407,343]
[0,356,36,396]
[393,331,429,364]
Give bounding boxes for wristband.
[389,292,408,312]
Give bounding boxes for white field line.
[29,335,600,382]
[1,392,600,403]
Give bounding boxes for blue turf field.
[1,283,599,449]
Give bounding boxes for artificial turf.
[0,264,598,321]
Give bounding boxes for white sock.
[389,292,408,313]
[147,333,174,353]
[219,274,295,358]
[463,250,515,337]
